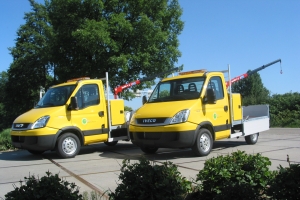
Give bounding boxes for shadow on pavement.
[0,140,247,161]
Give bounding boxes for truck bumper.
[10,128,58,152]
[130,130,195,148]
[11,135,56,151]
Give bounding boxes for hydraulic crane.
[113,67,179,98]
[113,59,282,98]
[226,59,282,88]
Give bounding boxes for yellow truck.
[10,73,130,158]
[129,60,281,156]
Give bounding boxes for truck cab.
[11,75,129,158]
[129,69,269,156]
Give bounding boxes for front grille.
[13,123,30,129]
[136,118,167,125]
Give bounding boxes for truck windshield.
[35,85,76,108]
[148,77,205,103]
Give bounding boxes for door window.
[207,76,224,100]
[75,84,100,109]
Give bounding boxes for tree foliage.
[3,0,54,128]
[231,71,300,127]
[0,72,8,130]
[231,71,270,106]
[46,0,184,95]
[1,0,184,129]
[268,92,300,127]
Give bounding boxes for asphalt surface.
[0,128,299,199]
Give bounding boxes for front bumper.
[129,122,197,148]
[11,135,56,151]
[10,127,58,151]
[130,130,195,148]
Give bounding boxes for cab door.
[204,76,231,140]
[71,83,108,144]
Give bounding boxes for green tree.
[3,0,183,128]
[4,0,54,127]
[231,71,270,106]
[46,0,184,98]
[0,71,8,130]
[124,106,133,112]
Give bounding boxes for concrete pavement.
[0,128,299,199]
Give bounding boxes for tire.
[28,150,45,155]
[141,146,158,154]
[245,133,259,145]
[104,141,118,146]
[192,128,213,156]
[56,133,81,158]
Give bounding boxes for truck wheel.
[104,141,118,146]
[192,128,213,156]
[28,150,45,155]
[245,133,259,145]
[141,146,158,154]
[56,133,81,158]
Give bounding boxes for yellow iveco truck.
[10,73,130,158]
[129,60,281,156]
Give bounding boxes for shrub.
[0,129,14,151]
[5,171,83,200]
[109,158,192,200]
[82,191,106,200]
[267,163,300,199]
[195,150,275,200]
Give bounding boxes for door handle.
[224,106,228,112]
[98,111,104,117]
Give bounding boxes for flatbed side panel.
[243,117,269,136]
[243,105,269,120]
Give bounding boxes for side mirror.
[68,97,79,110]
[205,88,216,104]
[142,95,147,105]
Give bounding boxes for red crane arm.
[113,67,179,99]
[226,73,249,88]
[114,80,141,99]
[226,59,281,88]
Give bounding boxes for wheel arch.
[52,126,84,149]
[195,121,215,142]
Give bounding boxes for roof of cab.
[51,77,102,88]
[162,69,224,82]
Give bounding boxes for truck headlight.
[170,109,190,124]
[31,115,50,129]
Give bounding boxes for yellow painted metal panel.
[84,134,108,145]
[110,99,125,125]
[10,127,58,136]
[232,93,242,120]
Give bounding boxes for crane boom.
[114,67,179,98]
[226,59,281,88]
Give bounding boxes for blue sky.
[1,0,299,110]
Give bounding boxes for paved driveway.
[0,128,299,199]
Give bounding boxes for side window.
[207,76,224,100]
[75,84,100,109]
[159,83,171,98]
